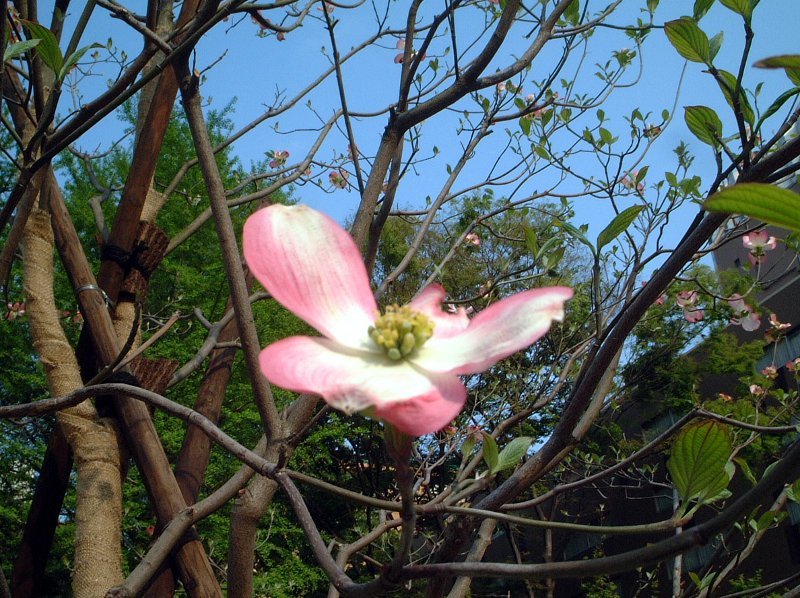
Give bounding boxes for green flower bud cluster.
[368,305,434,361]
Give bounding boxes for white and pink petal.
[243,205,377,350]
[258,336,466,435]
[409,284,470,339]
[412,286,572,375]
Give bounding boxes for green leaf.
[664,18,710,64]
[704,183,800,232]
[519,116,531,137]
[733,456,757,486]
[496,437,533,472]
[461,435,476,457]
[524,227,539,256]
[754,55,800,86]
[533,144,550,160]
[757,87,800,128]
[554,219,595,256]
[689,571,714,590]
[59,43,101,81]
[753,510,786,532]
[564,0,580,25]
[21,20,63,74]
[718,0,753,21]
[597,205,645,250]
[3,39,41,63]
[754,55,800,70]
[787,478,800,503]
[481,432,499,474]
[647,0,660,14]
[714,69,755,125]
[668,421,732,506]
[693,0,715,20]
[684,105,723,146]
[708,31,724,62]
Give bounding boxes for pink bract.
[742,229,777,251]
[243,204,572,436]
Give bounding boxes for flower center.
[368,305,434,361]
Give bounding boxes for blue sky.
[57,1,800,256]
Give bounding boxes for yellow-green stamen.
[368,304,434,360]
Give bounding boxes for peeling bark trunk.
[22,207,125,597]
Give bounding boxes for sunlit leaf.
[564,0,580,25]
[714,69,755,125]
[754,54,800,86]
[524,227,539,255]
[496,437,533,473]
[719,0,754,21]
[665,18,710,64]
[59,43,102,81]
[519,116,531,137]
[3,39,40,63]
[709,31,724,61]
[704,183,800,232]
[597,205,645,250]
[755,54,800,69]
[757,87,800,128]
[481,432,499,474]
[684,105,723,146]
[693,0,715,20]
[668,421,732,505]
[21,20,63,74]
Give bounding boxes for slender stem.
[180,67,280,439]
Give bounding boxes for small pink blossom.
[243,205,572,436]
[465,232,481,246]
[762,365,778,379]
[765,313,791,343]
[749,384,765,397]
[394,38,426,64]
[269,150,290,169]
[786,358,800,372]
[329,169,349,189]
[743,229,777,266]
[675,290,698,308]
[717,392,733,402]
[676,290,703,322]
[683,309,704,323]
[277,31,286,41]
[644,123,661,138]
[5,301,25,321]
[728,294,761,332]
[620,171,644,193]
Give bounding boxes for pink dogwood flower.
[683,309,704,323]
[394,38,426,64]
[743,229,777,266]
[329,169,349,189]
[676,291,703,323]
[5,301,25,321]
[728,294,761,332]
[765,313,791,342]
[465,232,481,246]
[269,150,290,169]
[243,204,572,436]
[620,170,644,193]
